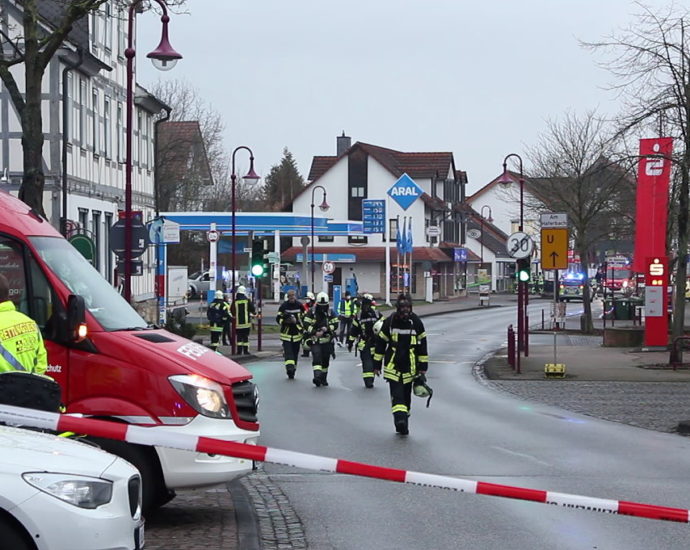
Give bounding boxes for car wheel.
[189,286,197,299]
[86,436,175,514]
[0,515,35,550]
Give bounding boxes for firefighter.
[303,292,338,387]
[347,293,382,388]
[337,290,356,346]
[301,292,316,357]
[277,289,304,379]
[233,285,256,355]
[0,273,47,375]
[207,290,231,352]
[373,293,428,435]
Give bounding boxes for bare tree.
[583,3,690,346]
[525,110,635,333]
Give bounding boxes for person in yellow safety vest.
[373,293,428,435]
[207,290,231,352]
[276,289,304,379]
[301,292,315,357]
[347,293,382,388]
[337,291,356,346]
[232,286,256,355]
[303,292,339,387]
[0,273,47,375]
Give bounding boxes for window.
[79,78,86,146]
[104,212,113,282]
[92,88,99,154]
[0,236,57,333]
[78,209,88,232]
[318,235,334,242]
[103,2,112,51]
[104,97,111,158]
[389,218,399,242]
[91,211,101,270]
[351,186,365,198]
[135,112,141,164]
[142,113,149,168]
[348,235,368,244]
[91,11,99,49]
[117,102,123,161]
[117,7,125,56]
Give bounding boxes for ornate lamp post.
[310,185,329,293]
[124,0,182,302]
[498,154,526,373]
[230,146,260,355]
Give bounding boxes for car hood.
[0,426,117,477]
[93,328,253,384]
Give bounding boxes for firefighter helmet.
[362,293,373,304]
[306,292,315,300]
[215,290,224,299]
[373,318,384,335]
[316,292,329,305]
[237,285,247,295]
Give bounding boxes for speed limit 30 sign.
[506,231,534,259]
[322,261,335,274]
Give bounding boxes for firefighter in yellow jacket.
[373,293,428,435]
[232,286,256,355]
[0,273,47,375]
[303,292,339,387]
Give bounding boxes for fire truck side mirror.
[66,294,87,342]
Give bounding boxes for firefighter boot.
[321,373,328,387]
[286,365,296,380]
[364,378,374,389]
[394,412,409,435]
[312,371,322,387]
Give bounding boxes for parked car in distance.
[187,270,212,298]
[0,425,144,550]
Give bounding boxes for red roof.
[307,142,455,184]
[282,246,452,262]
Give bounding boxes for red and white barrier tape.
[1,404,688,524]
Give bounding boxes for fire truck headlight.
[169,375,230,419]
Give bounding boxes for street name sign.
[541,228,568,270]
[540,212,568,228]
[506,231,534,259]
[387,173,423,210]
[362,199,386,233]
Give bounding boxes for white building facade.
[286,136,466,302]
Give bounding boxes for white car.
[0,425,144,550]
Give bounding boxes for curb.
[229,478,261,550]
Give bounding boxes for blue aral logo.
[387,173,423,210]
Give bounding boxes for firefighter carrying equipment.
[277,298,304,342]
[413,376,434,408]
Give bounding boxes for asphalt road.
[246,305,690,549]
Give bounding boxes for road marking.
[491,446,552,467]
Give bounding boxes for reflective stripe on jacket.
[348,308,381,350]
[0,300,47,375]
[303,309,339,344]
[338,299,355,318]
[373,312,428,384]
[233,295,255,329]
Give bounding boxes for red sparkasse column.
[633,138,673,274]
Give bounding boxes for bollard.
[507,324,515,370]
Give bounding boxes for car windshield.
[30,236,148,331]
[611,268,632,279]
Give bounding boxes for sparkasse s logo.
[387,173,423,210]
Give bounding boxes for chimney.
[336,131,351,156]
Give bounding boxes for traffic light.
[251,238,267,277]
[516,257,531,283]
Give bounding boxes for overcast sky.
[137,0,673,196]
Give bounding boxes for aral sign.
[388,173,423,210]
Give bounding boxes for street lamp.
[310,185,329,293]
[124,0,182,302]
[230,146,260,294]
[498,154,526,373]
[479,205,493,267]
[229,146,259,356]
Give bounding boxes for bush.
[164,313,197,340]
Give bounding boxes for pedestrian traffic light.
[516,257,531,283]
[251,238,266,277]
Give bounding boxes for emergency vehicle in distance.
[603,256,634,295]
[0,189,259,512]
